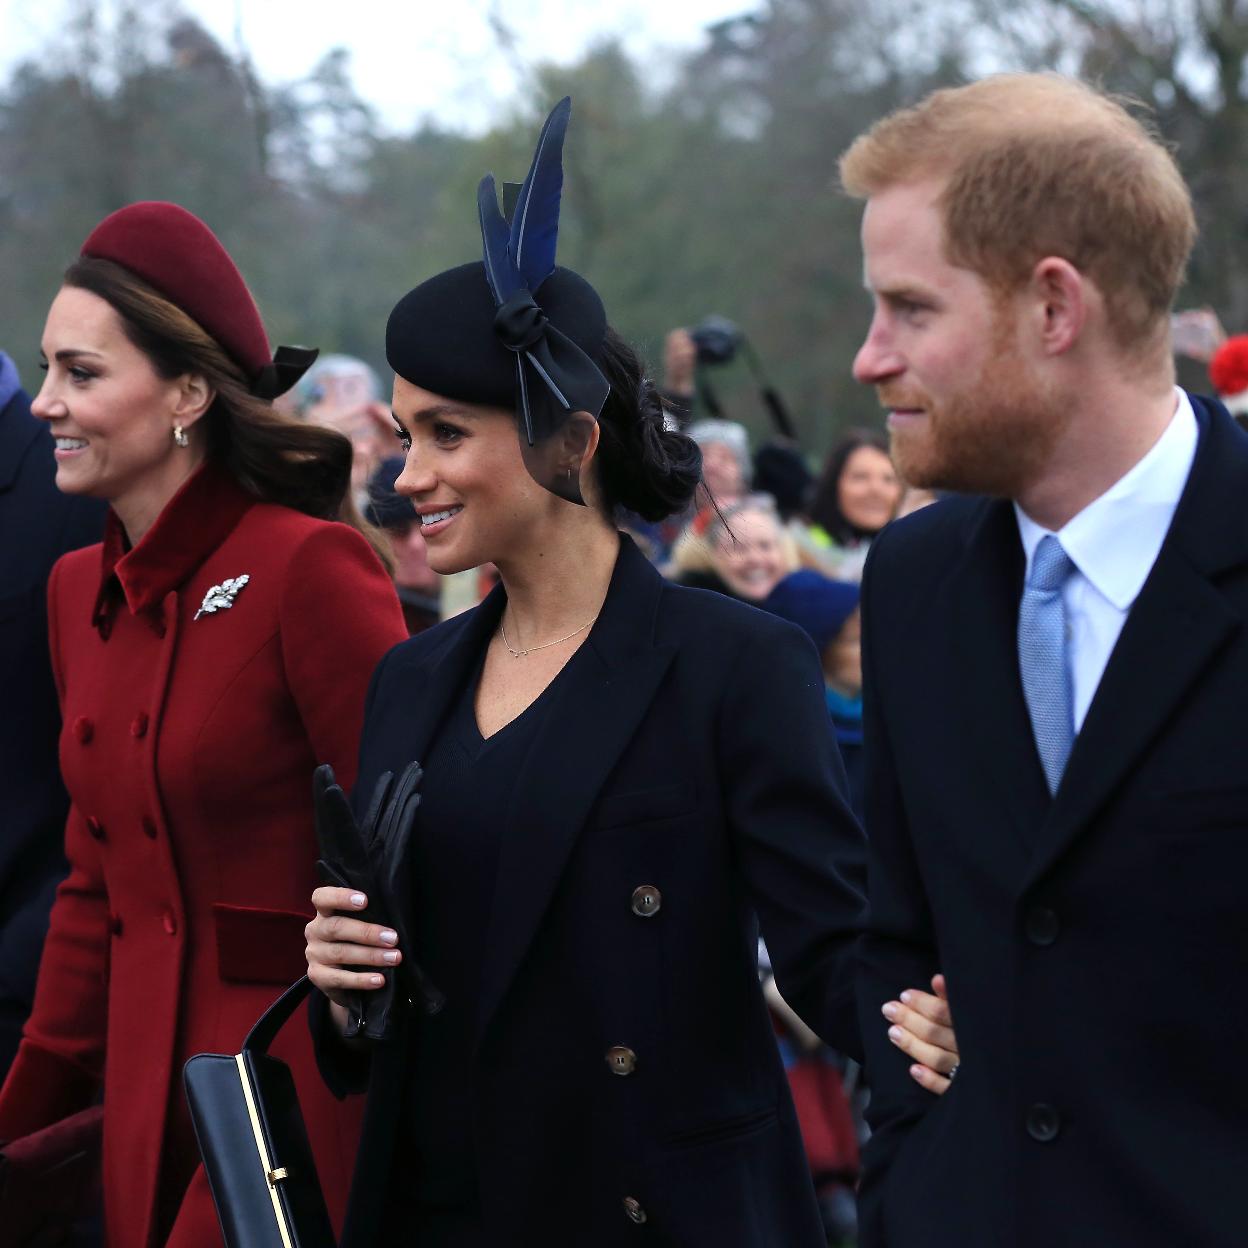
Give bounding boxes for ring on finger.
[947,1063,960,1083]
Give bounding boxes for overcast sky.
[4,0,751,133]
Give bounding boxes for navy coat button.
[606,1046,638,1076]
[1026,1103,1061,1142]
[73,716,94,745]
[86,816,105,841]
[131,712,149,739]
[631,885,662,918]
[162,911,178,936]
[109,913,123,937]
[1025,907,1060,946]
[142,817,158,840]
[622,1197,647,1224]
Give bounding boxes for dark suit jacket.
[856,395,1248,1247]
[312,534,866,1247]
[0,388,103,1078]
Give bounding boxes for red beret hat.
[80,202,315,398]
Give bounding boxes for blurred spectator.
[365,457,441,635]
[659,326,697,424]
[0,350,105,1081]
[795,429,901,581]
[1208,334,1248,430]
[672,494,797,601]
[764,570,863,818]
[753,442,814,522]
[687,418,751,510]
[758,938,861,1247]
[1171,306,1227,363]
[294,354,393,506]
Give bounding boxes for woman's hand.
[305,887,402,1031]
[882,973,959,1094]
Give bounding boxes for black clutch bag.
[184,976,335,1248]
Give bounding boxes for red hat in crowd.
[80,201,315,398]
[1209,334,1248,418]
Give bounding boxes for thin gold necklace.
[499,613,597,658]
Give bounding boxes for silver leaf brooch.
[195,574,251,621]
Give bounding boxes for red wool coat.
[0,465,406,1247]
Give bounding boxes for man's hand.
[882,973,958,1094]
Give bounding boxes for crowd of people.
[0,70,1246,1248]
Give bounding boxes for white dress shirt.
[1014,388,1198,731]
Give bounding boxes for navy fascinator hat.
[385,98,611,505]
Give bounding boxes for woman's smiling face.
[31,285,203,509]
[390,375,563,575]
[710,505,790,600]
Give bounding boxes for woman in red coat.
[0,203,407,1246]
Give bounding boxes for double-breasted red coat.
[0,464,406,1246]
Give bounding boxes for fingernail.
[371,974,384,986]
[888,1026,903,1044]
[910,1065,925,1080]
[899,990,913,1004]
[882,1003,899,1021]
[381,950,399,964]
[379,929,398,945]
[350,893,367,908]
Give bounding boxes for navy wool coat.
[0,384,103,1077]
[856,396,1248,1247]
[312,534,866,1247]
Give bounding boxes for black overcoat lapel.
[400,583,505,767]
[945,499,1051,864]
[1026,400,1248,884]
[473,537,675,1049]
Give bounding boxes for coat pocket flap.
[213,903,310,985]
[592,781,697,830]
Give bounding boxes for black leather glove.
[313,762,444,1040]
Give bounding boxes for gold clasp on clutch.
[266,1167,289,1186]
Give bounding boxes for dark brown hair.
[63,256,389,565]
[807,428,893,545]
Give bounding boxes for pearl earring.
[173,425,189,448]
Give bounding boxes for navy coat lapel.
[474,537,675,1048]
[399,585,505,768]
[945,499,1051,863]
[1025,398,1248,885]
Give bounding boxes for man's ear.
[172,373,216,428]
[1029,257,1087,357]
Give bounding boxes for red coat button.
[162,911,178,936]
[109,914,123,937]
[142,816,158,840]
[86,816,105,841]
[73,716,94,745]
[131,712,149,739]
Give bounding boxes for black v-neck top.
[390,649,574,1218]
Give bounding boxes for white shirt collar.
[1014,388,1199,611]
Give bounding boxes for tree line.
[3,0,1244,453]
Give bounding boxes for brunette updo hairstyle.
[63,256,387,562]
[593,327,702,521]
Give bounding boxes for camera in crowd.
[689,315,742,366]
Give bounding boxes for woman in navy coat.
[305,100,867,1246]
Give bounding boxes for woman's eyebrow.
[39,348,105,362]
[409,404,476,423]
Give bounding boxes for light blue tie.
[1018,535,1076,795]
